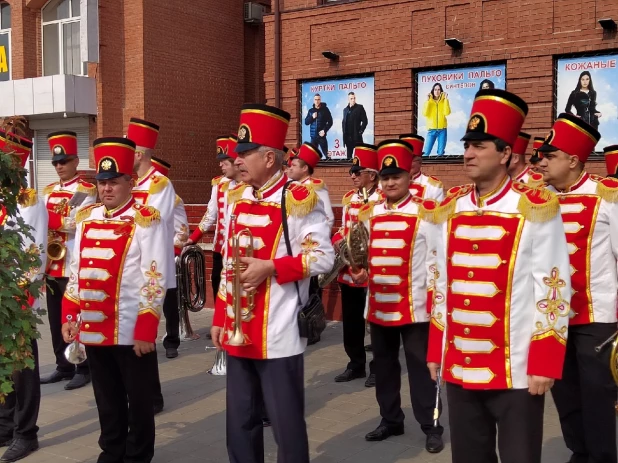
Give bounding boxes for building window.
[0,2,10,81]
[42,0,83,76]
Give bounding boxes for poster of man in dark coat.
[342,92,369,160]
[304,94,333,159]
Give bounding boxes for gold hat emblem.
[216,147,223,155]
[352,157,359,165]
[468,116,481,130]
[238,126,247,140]
[384,156,394,166]
[544,129,555,144]
[53,146,63,155]
[101,159,112,171]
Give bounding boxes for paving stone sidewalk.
[17,308,574,462]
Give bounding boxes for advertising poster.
[556,55,618,149]
[416,64,506,157]
[301,76,374,162]
[0,33,9,82]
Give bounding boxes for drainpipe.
[274,0,281,107]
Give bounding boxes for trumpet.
[207,348,227,376]
[47,235,67,262]
[594,330,618,385]
[226,214,254,347]
[177,245,207,339]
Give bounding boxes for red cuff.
[134,312,160,343]
[426,290,433,314]
[48,211,64,230]
[426,320,444,364]
[213,295,226,327]
[61,296,80,324]
[332,232,343,245]
[174,247,182,257]
[190,228,204,243]
[273,255,305,285]
[527,334,567,379]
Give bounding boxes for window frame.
[41,0,83,77]
[0,2,11,81]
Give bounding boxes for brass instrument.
[594,330,618,385]
[207,348,227,376]
[47,193,90,262]
[226,214,255,347]
[177,245,207,339]
[64,314,87,364]
[47,234,67,262]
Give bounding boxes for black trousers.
[447,383,545,463]
[0,340,40,441]
[340,284,371,372]
[226,354,309,463]
[87,345,157,463]
[211,251,223,298]
[551,322,618,463]
[310,135,328,159]
[370,322,443,435]
[162,288,179,350]
[46,277,88,374]
[345,140,357,160]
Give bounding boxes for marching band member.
[332,144,383,387]
[426,89,572,463]
[398,134,444,201]
[349,139,444,453]
[0,133,46,463]
[41,132,96,390]
[538,115,618,463]
[528,136,544,173]
[604,144,618,179]
[286,142,335,230]
[507,132,532,183]
[211,104,334,463]
[129,118,179,361]
[62,138,170,463]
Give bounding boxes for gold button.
[382,286,387,291]
[88,260,93,265]
[85,324,90,329]
[465,357,471,365]
[467,271,474,278]
[476,210,483,216]
[447,312,452,316]
[449,340,453,344]
[86,282,90,287]
[502,260,507,264]
[382,250,387,255]
[464,299,470,306]
[85,303,90,308]
[96,241,100,246]
[472,244,479,251]
[385,232,390,237]
[382,268,386,274]
[464,327,471,335]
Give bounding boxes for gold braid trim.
[309,178,324,191]
[357,203,373,222]
[227,184,249,204]
[221,182,230,193]
[77,182,97,196]
[516,188,560,223]
[17,188,38,207]
[174,194,182,207]
[75,203,99,223]
[427,176,443,189]
[285,184,318,218]
[342,190,354,207]
[595,180,618,203]
[133,204,161,227]
[148,175,169,195]
[422,199,456,225]
[43,183,58,196]
[211,175,223,186]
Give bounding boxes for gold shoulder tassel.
[596,181,618,203]
[76,203,99,223]
[148,175,169,195]
[134,205,161,227]
[285,186,318,218]
[18,188,38,207]
[516,189,560,223]
[43,183,57,196]
[227,184,247,204]
[357,203,373,222]
[422,199,456,225]
[77,183,97,196]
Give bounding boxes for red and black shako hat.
[512,132,531,156]
[0,129,33,168]
[529,137,545,164]
[296,142,321,169]
[604,145,618,179]
[235,104,291,153]
[350,143,378,174]
[48,131,78,161]
[216,136,229,160]
[377,139,414,176]
[398,134,424,157]
[151,156,171,177]
[94,137,136,180]
[127,118,160,150]
[462,89,529,147]
[538,112,601,163]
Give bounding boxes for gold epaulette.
[427,175,444,189]
[308,177,325,191]
[446,184,473,197]
[285,183,318,218]
[148,174,169,195]
[418,198,439,221]
[43,182,58,196]
[526,172,545,188]
[512,183,560,223]
[589,175,618,203]
[211,175,223,187]
[132,204,161,227]
[221,181,231,193]
[342,189,355,207]
[423,185,472,224]
[75,203,100,223]
[227,183,249,204]
[175,194,182,207]
[77,180,97,196]
[357,203,373,222]
[17,188,38,208]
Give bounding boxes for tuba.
[177,245,207,339]
[595,331,618,385]
[318,187,370,287]
[226,214,255,347]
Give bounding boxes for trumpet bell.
[208,350,227,376]
[64,340,87,365]
[226,330,252,347]
[47,240,67,262]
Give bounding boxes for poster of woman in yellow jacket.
[422,83,451,156]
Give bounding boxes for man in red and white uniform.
[605,144,618,179]
[62,137,171,463]
[187,136,241,300]
[41,131,96,390]
[0,132,46,462]
[129,118,179,362]
[507,131,533,183]
[332,144,384,386]
[528,136,545,174]
[398,134,444,201]
[211,104,334,463]
[538,114,617,463]
[427,89,572,463]
[349,139,444,453]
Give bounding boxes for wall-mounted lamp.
[322,51,340,61]
[445,38,463,50]
[598,18,617,30]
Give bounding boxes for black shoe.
[64,373,90,391]
[0,438,38,462]
[307,336,320,346]
[425,434,444,453]
[364,344,372,352]
[0,438,10,448]
[364,373,376,388]
[165,348,178,359]
[334,369,366,382]
[40,370,74,384]
[365,424,404,442]
[262,418,271,427]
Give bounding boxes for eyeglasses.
[52,159,70,167]
[349,170,368,177]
